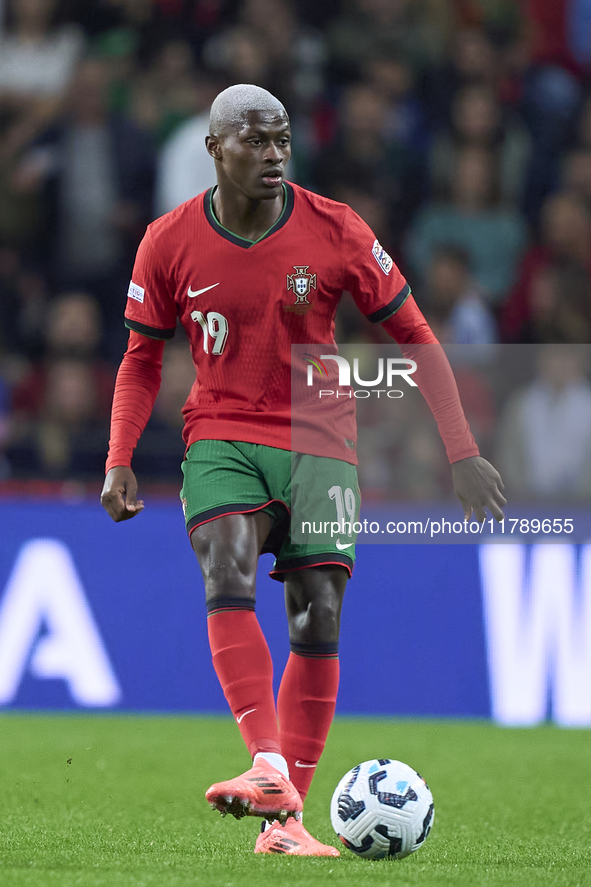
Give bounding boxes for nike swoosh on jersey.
[236,708,257,724]
[335,539,354,550]
[294,761,317,768]
[188,283,219,297]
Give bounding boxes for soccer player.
[101,84,506,856]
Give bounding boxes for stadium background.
[0,0,590,727]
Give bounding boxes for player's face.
[211,110,291,200]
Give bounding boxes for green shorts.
[180,440,360,581]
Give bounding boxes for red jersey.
[124,182,410,463]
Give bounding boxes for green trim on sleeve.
[367,283,411,324]
[124,318,176,340]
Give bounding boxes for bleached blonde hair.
[209,84,287,137]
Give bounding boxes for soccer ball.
[330,759,434,860]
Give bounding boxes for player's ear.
[206,135,222,162]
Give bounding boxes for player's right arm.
[101,466,144,522]
[102,224,177,522]
[101,331,165,521]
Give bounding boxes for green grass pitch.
[0,714,589,887]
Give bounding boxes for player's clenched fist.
[101,466,144,522]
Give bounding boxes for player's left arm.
[381,296,506,522]
[341,207,505,521]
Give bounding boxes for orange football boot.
[255,818,340,856]
[205,758,302,823]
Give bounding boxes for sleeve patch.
[127,281,145,303]
[372,239,393,276]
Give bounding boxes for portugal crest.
[285,265,317,314]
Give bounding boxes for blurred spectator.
[203,26,272,91]
[10,291,114,406]
[43,290,109,359]
[518,262,591,344]
[522,0,590,74]
[0,142,43,249]
[237,0,327,106]
[7,356,111,477]
[0,249,48,359]
[222,0,328,177]
[155,74,220,215]
[497,345,591,500]
[500,190,591,341]
[0,0,85,116]
[363,54,430,155]
[0,0,86,248]
[13,58,156,355]
[421,26,502,128]
[560,147,591,202]
[464,0,523,44]
[429,83,531,202]
[80,0,190,62]
[521,63,583,220]
[520,1,589,219]
[574,92,591,152]
[326,0,455,86]
[203,0,326,136]
[447,24,500,86]
[406,145,528,303]
[86,0,191,122]
[419,246,498,344]
[128,37,202,143]
[7,291,114,477]
[314,80,426,248]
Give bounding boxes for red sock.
[207,606,281,758]
[277,651,340,800]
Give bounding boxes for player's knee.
[290,594,342,644]
[200,557,256,600]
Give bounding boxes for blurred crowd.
[0,0,591,499]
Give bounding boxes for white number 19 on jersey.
[191,310,228,355]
